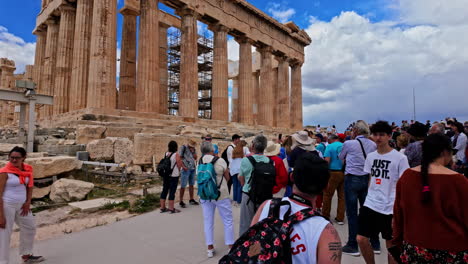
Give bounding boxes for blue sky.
[1,0,467,130]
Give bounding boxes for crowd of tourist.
[0,118,467,264]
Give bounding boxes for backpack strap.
[211,156,219,165]
[288,207,326,225]
[168,152,177,173]
[247,155,256,166]
[356,138,367,159]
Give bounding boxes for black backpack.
[221,145,234,167]
[247,156,276,206]
[156,152,176,179]
[219,198,323,264]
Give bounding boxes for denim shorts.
[180,169,196,188]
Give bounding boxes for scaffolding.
[167,27,213,119]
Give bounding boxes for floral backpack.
[219,198,323,264]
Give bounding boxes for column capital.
[45,17,59,26]
[275,54,288,62]
[178,6,196,17]
[159,22,171,29]
[235,35,255,45]
[120,6,140,16]
[257,45,273,54]
[58,4,76,13]
[33,28,47,36]
[289,58,303,67]
[209,23,230,33]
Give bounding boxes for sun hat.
[264,141,281,156]
[188,140,197,148]
[292,131,314,145]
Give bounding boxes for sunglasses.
[9,156,23,160]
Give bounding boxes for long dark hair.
[420,134,452,203]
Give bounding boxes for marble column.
[87,0,117,109]
[136,0,159,113]
[272,67,279,127]
[69,0,93,111]
[33,30,46,92]
[231,78,239,122]
[40,19,59,117]
[252,70,260,125]
[211,24,229,121]
[237,37,254,125]
[258,46,274,126]
[277,56,290,128]
[54,5,76,115]
[290,62,303,129]
[118,8,138,110]
[179,8,198,118]
[159,24,169,114]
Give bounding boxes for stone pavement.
[10,195,389,264]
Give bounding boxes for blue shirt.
[339,136,377,175]
[316,143,326,156]
[213,144,219,155]
[324,141,343,170]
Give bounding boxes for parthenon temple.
[1,0,311,131]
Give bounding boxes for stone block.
[69,198,123,212]
[50,179,94,203]
[76,125,106,144]
[0,143,22,154]
[126,165,142,175]
[133,133,180,165]
[105,127,142,140]
[114,138,134,165]
[26,156,83,179]
[37,144,86,156]
[27,152,48,159]
[86,138,115,161]
[32,186,51,199]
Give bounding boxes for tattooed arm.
[317,223,342,263]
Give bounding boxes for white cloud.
[302,9,468,129]
[0,26,35,74]
[267,3,296,23]
[398,0,468,26]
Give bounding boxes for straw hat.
[188,140,197,148]
[264,141,281,156]
[292,131,314,145]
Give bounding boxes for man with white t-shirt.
[357,121,409,264]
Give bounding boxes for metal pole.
[413,87,416,121]
[18,103,27,146]
[27,99,36,153]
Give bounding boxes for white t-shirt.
[3,173,29,204]
[259,198,329,264]
[363,149,409,215]
[165,152,180,177]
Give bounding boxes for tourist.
[316,124,321,133]
[449,121,467,174]
[425,120,431,130]
[238,135,270,235]
[264,141,288,198]
[428,122,445,135]
[396,134,409,154]
[198,141,233,258]
[229,140,248,205]
[250,152,342,263]
[339,120,381,256]
[404,121,428,167]
[178,139,198,208]
[160,141,182,214]
[225,134,241,166]
[0,146,45,264]
[323,134,345,225]
[203,134,219,156]
[392,133,468,263]
[356,121,409,264]
[315,133,326,156]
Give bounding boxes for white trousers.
[200,198,234,246]
[0,202,36,264]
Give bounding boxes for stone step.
[69,198,124,212]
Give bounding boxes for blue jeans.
[180,169,195,188]
[344,174,380,249]
[231,174,242,204]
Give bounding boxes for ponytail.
[420,134,452,204]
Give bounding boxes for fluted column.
[237,37,254,125]
[87,0,117,109]
[211,24,229,121]
[54,5,76,115]
[33,30,46,91]
[258,46,274,126]
[277,56,290,128]
[118,8,138,110]
[231,77,239,122]
[272,67,279,127]
[40,19,59,117]
[179,8,198,118]
[290,61,303,129]
[136,0,159,113]
[252,70,260,125]
[159,24,169,114]
[69,0,93,111]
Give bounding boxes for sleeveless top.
[3,173,29,204]
[166,152,180,177]
[259,197,329,264]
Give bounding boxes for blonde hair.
[232,140,247,159]
[397,134,410,149]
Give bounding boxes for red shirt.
[268,156,288,194]
[393,169,468,252]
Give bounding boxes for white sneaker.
[207,249,215,258]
